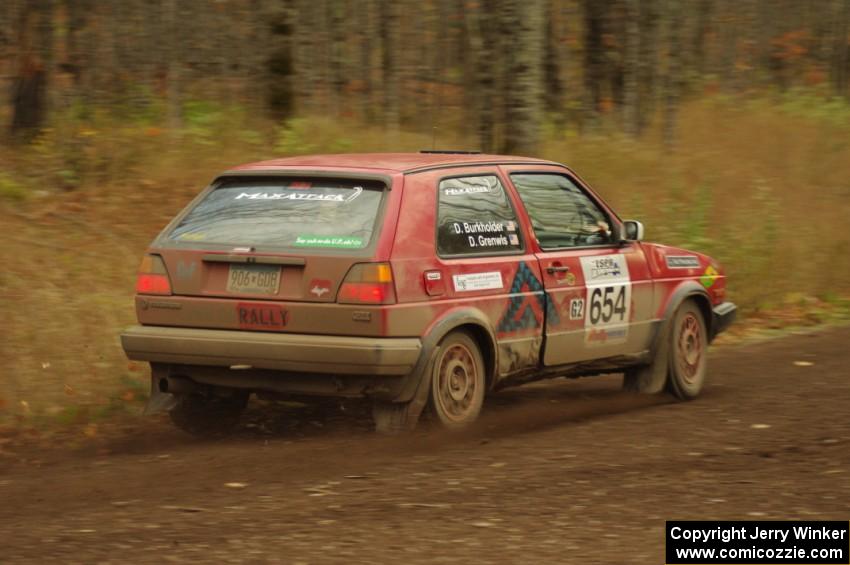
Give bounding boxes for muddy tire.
[428,331,486,429]
[169,390,249,437]
[666,300,709,400]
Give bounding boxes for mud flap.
[143,388,178,415]
[406,348,441,424]
[373,348,440,433]
[142,370,177,415]
[623,319,670,394]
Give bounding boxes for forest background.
[1,0,849,426]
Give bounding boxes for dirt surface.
[1,327,849,564]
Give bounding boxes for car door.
[503,167,655,366]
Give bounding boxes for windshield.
[169,177,386,250]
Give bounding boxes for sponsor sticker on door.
[452,271,503,292]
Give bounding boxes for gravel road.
[1,327,848,564]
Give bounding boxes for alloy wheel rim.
[435,344,478,423]
[677,313,703,384]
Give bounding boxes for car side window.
[436,175,524,257]
[510,173,614,249]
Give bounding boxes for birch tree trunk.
[380,0,400,137]
[662,0,682,151]
[581,0,605,133]
[832,0,849,98]
[268,1,295,119]
[165,0,181,131]
[463,0,497,153]
[357,0,374,122]
[501,0,543,155]
[10,0,53,137]
[623,0,640,138]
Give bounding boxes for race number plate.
[580,254,631,345]
[226,264,281,295]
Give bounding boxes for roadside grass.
[543,95,850,309]
[1,93,849,430]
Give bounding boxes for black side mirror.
[622,220,645,242]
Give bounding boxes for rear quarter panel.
[388,167,547,377]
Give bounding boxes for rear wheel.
[429,331,486,429]
[667,300,708,400]
[169,389,249,437]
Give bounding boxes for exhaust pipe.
[159,375,199,395]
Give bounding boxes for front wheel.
[429,331,486,429]
[666,300,709,400]
[623,299,709,399]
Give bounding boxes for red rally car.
[121,152,736,435]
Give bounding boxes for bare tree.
[268,1,295,119]
[690,0,712,79]
[164,0,181,130]
[832,0,850,98]
[379,0,400,136]
[463,0,497,152]
[715,0,733,91]
[662,0,682,151]
[623,0,640,137]
[636,0,660,134]
[581,0,606,132]
[10,0,53,137]
[356,0,374,122]
[543,0,565,123]
[5,0,850,148]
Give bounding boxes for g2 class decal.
[569,298,585,320]
[580,255,631,345]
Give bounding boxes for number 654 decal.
[579,254,632,344]
[588,285,628,325]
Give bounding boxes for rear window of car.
[168,177,386,250]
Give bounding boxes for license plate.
[226,264,281,295]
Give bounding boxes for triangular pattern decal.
[497,262,559,333]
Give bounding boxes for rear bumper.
[121,325,422,376]
[711,301,737,339]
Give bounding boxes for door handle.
[546,265,571,274]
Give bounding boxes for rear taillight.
[338,262,396,304]
[135,254,172,295]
